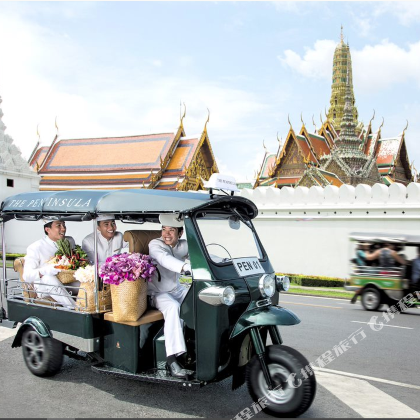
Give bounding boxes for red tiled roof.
[296,135,318,164]
[260,154,276,179]
[29,146,48,168]
[39,133,176,174]
[307,133,331,159]
[376,137,401,167]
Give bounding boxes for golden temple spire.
[180,102,186,127]
[327,27,359,131]
[204,108,210,132]
[379,117,384,131]
[403,120,409,136]
[287,114,293,130]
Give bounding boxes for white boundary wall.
[239,183,420,279]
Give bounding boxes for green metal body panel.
[8,300,102,339]
[21,316,50,337]
[231,306,301,339]
[194,279,250,382]
[102,318,164,374]
[12,316,51,348]
[103,320,140,373]
[350,276,403,290]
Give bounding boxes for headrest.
[159,213,184,228]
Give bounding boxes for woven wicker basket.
[76,282,112,313]
[110,279,147,322]
[57,269,76,284]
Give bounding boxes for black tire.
[361,287,382,311]
[246,344,316,418]
[21,327,63,377]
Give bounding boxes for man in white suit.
[23,219,77,308]
[148,213,191,378]
[82,214,128,266]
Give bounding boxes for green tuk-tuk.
[346,232,420,311]
[0,182,316,417]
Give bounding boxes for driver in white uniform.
[148,214,191,378]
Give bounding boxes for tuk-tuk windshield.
[195,213,263,263]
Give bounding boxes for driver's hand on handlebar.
[39,265,61,277]
[182,263,191,276]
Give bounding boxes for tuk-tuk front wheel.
[21,327,63,377]
[246,345,316,417]
[361,287,381,311]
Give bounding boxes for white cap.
[159,213,184,228]
[97,214,115,222]
[43,217,63,225]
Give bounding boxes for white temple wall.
[239,183,420,279]
[1,170,40,204]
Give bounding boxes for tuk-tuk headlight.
[259,274,276,298]
[199,286,236,306]
[276,275,290,292]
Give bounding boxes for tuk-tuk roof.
[349,232,420,245]
[0,189,258,222]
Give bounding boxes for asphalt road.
[0,294,419,418]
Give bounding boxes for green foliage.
[55,239,73,258]
[0,253,25,261]
[277,273,345,288]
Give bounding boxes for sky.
[1,1,420,182]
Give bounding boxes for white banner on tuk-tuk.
[232,257,265,277]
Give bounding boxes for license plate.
[232,257,265,277]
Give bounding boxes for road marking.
[316,370,420,418]
[314,367,420,391]
[351,320,413,330]
[0,326,17,342]
[279,301,341,309]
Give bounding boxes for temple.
[29,109,219,191]
[255,28,413,188]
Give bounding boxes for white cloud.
[352,16,373,38]
[0,7,271,182]
[373,1,420,26]
[279,38,420,92]
[352,40,420,91]
[278,40,336,80]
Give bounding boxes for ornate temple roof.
[253,27,414,189]
[29,111,218,191]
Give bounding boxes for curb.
[287,291,352,300]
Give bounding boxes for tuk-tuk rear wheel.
[246,344,316,417]
[21,327,63,377]
[361,288,382,311]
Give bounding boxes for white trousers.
[150,285,188,357]
[34,275,77,309]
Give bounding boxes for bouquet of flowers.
[99,252,156,285]
[99,253,157,322]
[74,264,96,283]
[47,239,89,270]
[74,265,111,313]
